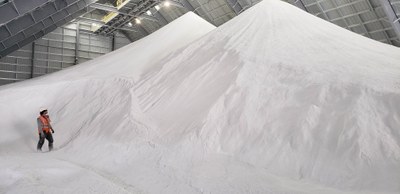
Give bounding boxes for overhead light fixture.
[128,22,132,27]
[164,1,170,7]
[135,18,141,24]
[146,10,152,15]
[155,5,160,10]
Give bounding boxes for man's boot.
[37,143,42,152]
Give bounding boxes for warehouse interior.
[1,0,400,193]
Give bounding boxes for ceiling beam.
[136,24,150,35]
[139,14,159,22]
[179,0,195,11]
[376,0,400,41]
[90,3,159,22]
[78,17,139,32]
[0,0,98,58]
[89,2,118,12]
[0,0,50,25]
[96,0,157,35]
[225,0,243,15]
[343,0,372,38]
[162,0,185,9]
[118,29,135,42]
[319,0,364,13]
[189,0,215,24]
[315,0,330,20]
[153,10,168,25]
[293,0,308,12]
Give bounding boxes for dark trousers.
[37,132,54,151]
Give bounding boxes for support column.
[30,42,35,78]
[75,22,80,65]
[112,33,116,51]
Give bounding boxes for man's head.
[39,108,48,116]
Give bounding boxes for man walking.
[37,108,55,152]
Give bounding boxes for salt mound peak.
[135,0,400,192]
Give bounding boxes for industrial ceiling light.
[164,1,170,7]
[146,10,152,15]
[155,5,160,10]
[135,18,141,24]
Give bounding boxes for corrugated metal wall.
[0,23,131,86]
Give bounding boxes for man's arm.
[47,116,55,133]
[50,123,54,133]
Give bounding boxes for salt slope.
[134,0,400,193]
[0,12,216,193]
[0,11,215,153]
[0,77,156,193]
